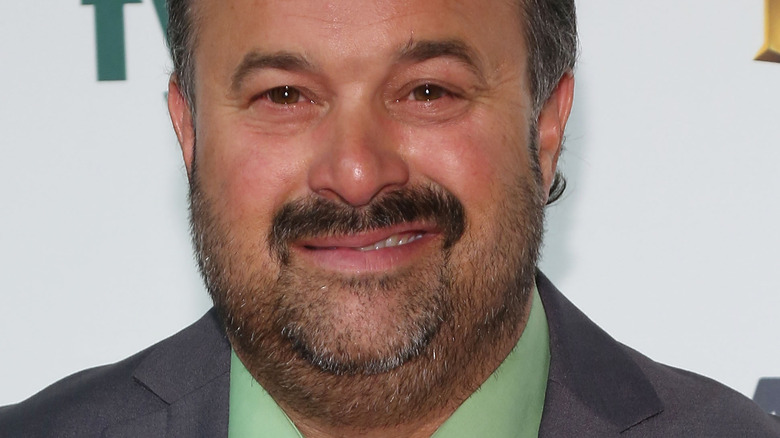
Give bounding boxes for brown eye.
[266,86,301,104]
[411,84,447,101]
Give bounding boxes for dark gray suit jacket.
[2,273,779,437]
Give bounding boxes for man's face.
[169,0,572,427]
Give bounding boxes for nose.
[307,102,409,207]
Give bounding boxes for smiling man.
[2,0,779,437]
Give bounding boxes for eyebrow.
[230,51,317,93]
[230,39,485,93]
[397,39,486,80]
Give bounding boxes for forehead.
[193,0,527,81]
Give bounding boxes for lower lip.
[291,234,437,273]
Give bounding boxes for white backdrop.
[1,1,778,406]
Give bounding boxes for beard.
[188,137,546,429]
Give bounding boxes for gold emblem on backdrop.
[756,0,780,62]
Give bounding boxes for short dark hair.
[166,0,577,202]
[167,0,197,109]
[521,0,577,203]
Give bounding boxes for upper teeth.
[357,233,424,251]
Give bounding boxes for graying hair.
[520,0,577,202]
[167,0,197,109]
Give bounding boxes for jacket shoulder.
[627,350,780,437]
[0,347,165,438]
[0,310,229,438]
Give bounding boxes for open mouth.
[303,230,428,251]
[355,231,426,251]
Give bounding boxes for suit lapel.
[103,310,231,438]
[536,272,664,436]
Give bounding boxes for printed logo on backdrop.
[82,0,168,81]
[757,0,780,62]
[84,0,779,82]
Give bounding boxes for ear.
[168,77,196,180]
[536,72,574,203]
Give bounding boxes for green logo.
[82,0,168,81]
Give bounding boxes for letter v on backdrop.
[82,0,168,81]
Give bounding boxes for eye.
[264,85,303,105]
[410,83,448,102]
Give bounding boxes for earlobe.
[536,72,574,202]
[167,77,196,180]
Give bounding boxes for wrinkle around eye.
[242,85,323,128]
[389,101,471,125]
[388,81,472,124]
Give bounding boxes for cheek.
[401,112,531,215]
[196,120,311,227]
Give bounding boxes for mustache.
[269,185,466,263]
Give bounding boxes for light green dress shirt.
[228,285,550,437]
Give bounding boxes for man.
[1,0,778,436]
